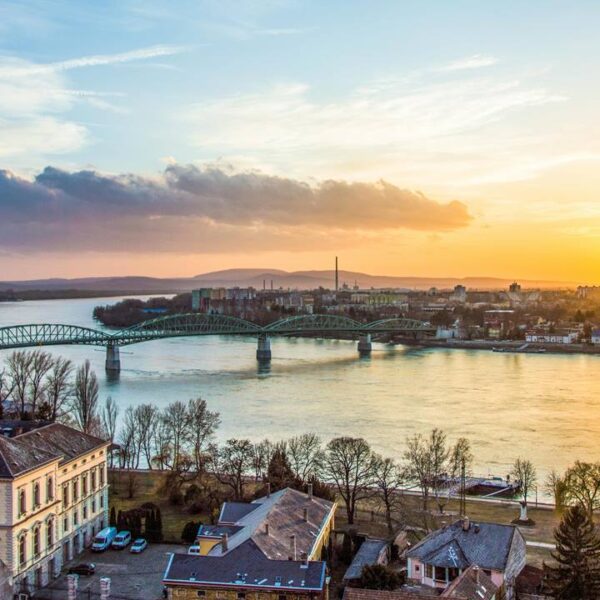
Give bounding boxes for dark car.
[68,563,96,576]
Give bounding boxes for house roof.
[163,539,326,591]
[0,421,108,478]
[343,587,440,600]
[343,538,389,581]
[205,488,336,561]
[219,501,261,523]
[406,519,520,571]
[441,566,497,600]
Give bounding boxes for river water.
[0,296,597,484]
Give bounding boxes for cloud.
[440,54,499,72]
[0,164,472,253]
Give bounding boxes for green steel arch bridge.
[0,313,436,371]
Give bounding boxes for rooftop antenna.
[335,256,339,292]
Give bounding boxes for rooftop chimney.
[473,565,480,584]
[307,483,313,500]
[303,507,309,522]
[221,533,229,552]
[266,482,271,497]
[289,535,297,561]
[462,517,470,532]
[265,522,270,536]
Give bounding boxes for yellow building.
[163,486,336,600]
[0,420,110,596]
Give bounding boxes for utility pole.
[459,458,467,517]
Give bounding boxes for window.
[63,516,69,533]
[196,593,206,598]
[47,519,54,548]
[425,564,433,579]
[18,489,26,517]
[62,485,69,508]
[73,509,79,527]
[46,476,54,502]
[72,479,79,502]
[99,464,105,486]
[83,504,88,520]
[278,595,286,600]
[19,533,27,567]
[91,498,96,513]
[237,593,246,600]
[91,469,97,490]
[33,482,41,508]
[100,494,104,509]
[33,526,41,557]
[82,473,88,496]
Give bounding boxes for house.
[0,420,110,596]
[163,486,336,600]
[591,329,600,345]
[343,589,437,600]
[441,565,497,599]
[525,329,578,344]
[343,538,389,584]
[405,518,525,600]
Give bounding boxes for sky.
[1,0,600,283]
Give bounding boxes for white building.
[0,421,110,596]
[525,330,578,344]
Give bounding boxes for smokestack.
[462,517,470,532]
[265,522,270,535]
[222,533,229,552]
[307,483,313,500]
[263,279,266,291]
[303,507,308,522]
[270,279,273,290]
[289,535,297,560]
[474,565,480,584]
[335,256,339,292]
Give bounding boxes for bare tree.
[546,469,568,515]
[373,454,404,533]
[252,438,274,481]
[288,433,324,484]
[6,351,33,417]
[187,398,220,473]
[133,404,160,469]
[71,360,100,434]
[210,438,254,500]
[28,350,54,417]
[563,461,600,518]
[448,437,474,479]
[511,457,537,520]
[324,436,376,525]
[102,396,119,467]
[161,400,191,471]
[44,356,73,421]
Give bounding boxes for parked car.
[111,531,132,549]
[68,563,96,576]
[130,538,148,553]
[92,527,117,552]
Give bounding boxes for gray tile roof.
[344,539,389,581]
[441,566,497,600]
[0,434,58,478]
[219,502,261,523]
[406,520,519,571]
[164,539,326,591]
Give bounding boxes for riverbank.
[400,337,600,355]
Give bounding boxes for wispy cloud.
[440,54,499,72]
[0,44,186,77]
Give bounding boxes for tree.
[6,351,33,418]
[545,504,600,599]
[102,396,119,467]
[403,429,450,515]
[134,404,160,469]
[187,398,220,473]
[287,433,324,484]
[251,439,274,481]
[210,439,253,500]
[71,360,100,434]
[360,564,403,590]
[43,356,73,421]
[373,455,404,534]
[161,400,192,471]
[511,457,537,521]
[546,470,569,515]
[181,521,201,544]
[267,446,300,491]
[28,350,54,417]
[563,462,600,519]
[448,437,474,479]
[324,437,376,525]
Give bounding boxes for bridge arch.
[365,317,434,332]
[264,314,363,334]
[0,323,110,349]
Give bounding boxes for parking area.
[37,543,187,600]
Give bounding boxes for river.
[0,296,598,485]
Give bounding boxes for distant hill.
[0,269,577,294]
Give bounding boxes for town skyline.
[2,1,600,281]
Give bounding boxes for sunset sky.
[1,0,600,282]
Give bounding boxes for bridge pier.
[105,344,121,372]
[256,334,272,362]
[357,334,372,356]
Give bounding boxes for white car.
[130,538,148,553]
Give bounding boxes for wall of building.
[167,586,325,600]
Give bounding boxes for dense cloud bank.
[0,165,471,252]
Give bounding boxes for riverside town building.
[0,420,110,596]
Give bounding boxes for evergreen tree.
[546,504,600,599]
[267,448,300,491]
[144,510,156,541]
[109,506,117,527]
[360,564,404,590]
[155,507,163,542]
